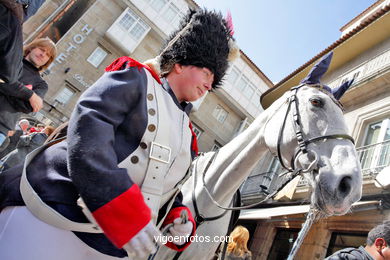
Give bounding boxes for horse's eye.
[310,98,323,108]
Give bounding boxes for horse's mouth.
[313,183,352,216]
[313,196,333,217]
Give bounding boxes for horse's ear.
[300,52,333,85]
[332,78,354,100]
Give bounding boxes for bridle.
[190,84,355,224]
[276,84,355,172]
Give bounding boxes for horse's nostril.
[338,176,352,195]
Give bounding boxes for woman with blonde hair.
[226,226,252,260]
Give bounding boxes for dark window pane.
[268,229,300,260]
[325,232,367,257]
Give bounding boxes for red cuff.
[92,184,151,248]
[162,206,196,251]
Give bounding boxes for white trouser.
[0,206,124,260]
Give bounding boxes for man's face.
[19,123,29,132]
[172,65,214,102]
[381,245,390,260]
[25,47,50,68]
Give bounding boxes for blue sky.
[194,0,377,83]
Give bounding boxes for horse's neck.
[203,99,284,205]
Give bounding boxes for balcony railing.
[328,47,390,89]
[357,139,390,177]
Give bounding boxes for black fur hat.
[158,9,238,88]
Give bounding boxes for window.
[129,19,148,40]
[118,9,150,41]
[227,67,240,84]
[326,232,367,257]
[259,157,281,191]
[268,229,300,260]
[359,117,390,172]
[149,0,167,12]
[240,119,251,131]
[341,77,349,85]
[107,8,151,53]
[211,142,221,151]
[243,84,254,99]
[228,65,260,102]
[55,87,76,105]
[252,92,261,107]
[87,47,108,68]
[148,0,184,28]
[162,3,182,28]
[352,71,360,80]
[119,13,136,30]
[192,124,203,139]
[212,105,228,123]
[237,76,249,91]
[268,157,281,173]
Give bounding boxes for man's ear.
[374,238,386,251]
[173,64,183,74]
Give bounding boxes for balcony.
[357,139,390,178]
[328,47,390,89]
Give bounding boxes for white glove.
[168,217,193,246]
[123,220,162,259]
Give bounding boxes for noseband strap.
[305,134,355,145]
[277,85,355,172]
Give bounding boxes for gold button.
[147,94,154,101]
[140,142,147,149]
[148,124,156,132]
[130,156,139,164]
[148,108,156,116]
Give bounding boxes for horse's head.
[264,53,362,216]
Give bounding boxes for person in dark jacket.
[0,0,46,84]
[0,37,56,146]
[0,118,29,155]
[0,125,54,171]
[326,221,390,260]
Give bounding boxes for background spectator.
[226,226,252,260]
[0,125,54,171]
[0,119,29,155]
[326,221,390,260]
[0,37,56,146]
[0,0,46,85]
